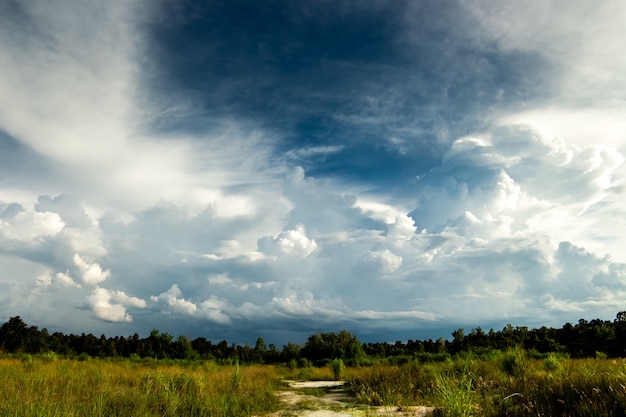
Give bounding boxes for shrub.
[41,351,58,362]
[501,347,526,377]
[435,371,477,417]
[542,353,561,372]
[331,359,345,380]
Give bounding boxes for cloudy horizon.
[1,0,625,345]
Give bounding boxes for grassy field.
[0,356,281,417]
[3,350,626,416]
[346,349,626,416]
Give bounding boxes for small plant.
[19,353,33,363]
[230,361,243,392]
[41,351,58,362]
[435,359,477,417]
[542,353,561,372]
[501,347,526,377]
[298,357,312,368]
[20,353,35,372]
[595,351,607,359]
[331,358,346,380]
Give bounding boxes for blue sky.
[1,0,625,345]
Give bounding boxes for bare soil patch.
[264,380,435,417]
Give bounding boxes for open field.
[346,350,626,416]
[3,351,626,416]
[0,357,280,417]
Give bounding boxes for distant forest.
[2,312,626,364]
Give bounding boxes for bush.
[435,370,477,417]
[41,351,58,362]
[331,359,345,380]
[542,353,561,372]
[501,347,526,377]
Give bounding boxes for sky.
[1,0,626,346]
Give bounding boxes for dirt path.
[265,380,436,417]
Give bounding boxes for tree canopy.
[3,312,626,362]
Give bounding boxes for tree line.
[366,311,626,360]
[2,312,626,363]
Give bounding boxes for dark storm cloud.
[142,0,549,186]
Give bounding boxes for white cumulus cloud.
[73,254,111,285]
[151,284,198,316]
[86,287,145,323]
[0,210,65,241]
[258,224,318,258]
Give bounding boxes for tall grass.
[348,360,440,406]
[0,356,280,416]
[346,352,626,417]
[434,358,478,417]
[6,352,626,417]
[495,359,626,416]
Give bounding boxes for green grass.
[0,356,281,417]
[346,352,626,417]
[5,352,626,417]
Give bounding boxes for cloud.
[54,272,81,288]
[355,199,417,241]
[362,250,403,275]
[497,107,626,150]
[198,297,232,325]
[151,284,231,325]
[410,126,624,247]
[0,2,136,162]
[1,1,625,344]
[35,194,92,228]
[0,209,64,242]
[35,270,80,288]
[463,1,626,101]
[0,202,25,219]
[258,224,318,258]
[208,273,231,285]
[73,254,111,285]
[112,290,147,309]
[284,145,345,161]
[0,0,282,221]
[460,1,626,159]
[86,287,146,323]
[151,284,197,316]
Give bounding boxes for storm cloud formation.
[1,0,625,344]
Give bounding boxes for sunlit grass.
[5,352,626,416]
[346,352,626,417]
[0,356,280,416]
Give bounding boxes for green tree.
[281,342,301,362]
[172,335,196,359]
[191,337,214,359]
[140,329,173,358]
[0,316,29,352]
[436,337,447,354]
[253,337,268,363]
[301,330,365,365]
[613,312,626,356]
[451,328,465,353]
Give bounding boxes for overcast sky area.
[1,0,626,345]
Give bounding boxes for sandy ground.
[263,380,436,417]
